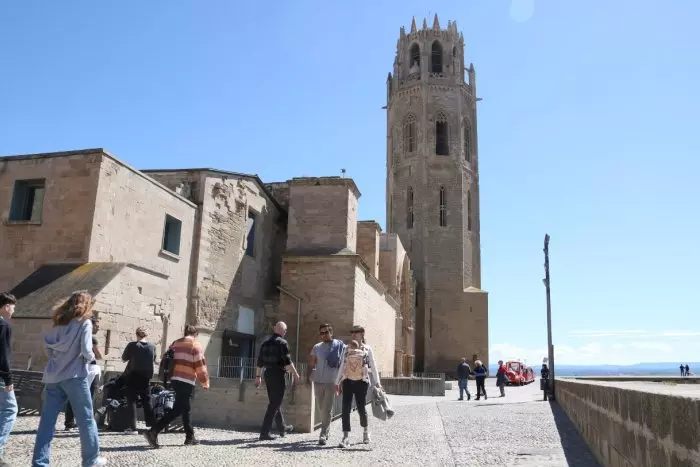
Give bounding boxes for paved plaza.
[4,380,599,466]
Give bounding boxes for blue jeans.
[0,386,18,458]
[458,378,470,399]
[32,377,100,467]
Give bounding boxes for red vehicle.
[504,361,536,385]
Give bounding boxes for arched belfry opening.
[431,41,443,73]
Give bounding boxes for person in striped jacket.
[143,325,209,448]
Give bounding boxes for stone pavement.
[3,380,600,466]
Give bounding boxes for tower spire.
[433,14,440,30]
[423,18,428,30]
[410,17,417,33]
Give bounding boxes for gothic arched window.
[410,43,420,67]
[435,112,449,156]
[404,114,416,153]
[467,190,472,231]
[431,41,443,73]
[407,187,414,229]
[439,187,447,227]
[464,121,471,162]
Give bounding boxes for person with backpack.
[306,323,345,446]
[334,325,381,448]
[121,327,156,434]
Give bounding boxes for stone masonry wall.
[278,257,356,365]
[556,378,700,467]
[0,151,102,292]
[286,178,359,254]
[356,221,380,278]
[190,377,315,433]
[352,263,398,377]
[146,170,284,362]
[88,156,195,347]
[10,318,53,371]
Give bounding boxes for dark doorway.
[219,330,256,379]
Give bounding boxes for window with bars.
[439,187,447,227]
[407,187,414,229]
[410,43,420,68]
[435,113,449,155]
[431,41,443,73]
[467,190,472,231]
[404,114,416,153]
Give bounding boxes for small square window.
[245,210,257,257]
[9,179,46,222]
[162,215,182,255]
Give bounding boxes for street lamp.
[543,234,554,400]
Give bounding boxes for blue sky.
[1,1,698,366]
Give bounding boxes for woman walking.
[473,360,488,400]
[121,327,157,434]
[32,291,105,467]
[334,325,381,448]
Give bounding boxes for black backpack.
[159,347,175,384]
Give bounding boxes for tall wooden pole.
[544,234,555,399]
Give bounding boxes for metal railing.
[211,356,308,388]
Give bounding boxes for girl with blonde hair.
[32,291,106,466]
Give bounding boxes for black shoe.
[467,393,471,401]
[64,422,77,431]
[259,433,276,441]
[184,437,200,446]
[458,397,463,401]
[278,425,293,437]
[143,429,160,449]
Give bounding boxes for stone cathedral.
[386,16,489,373]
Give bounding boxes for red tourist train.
[504,360,535,385]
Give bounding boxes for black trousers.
[65,378,98,427]
[475,377,487,398]
[261,370,286,435]
[152,380,194,437]
[341,379,369,432]
[125,372,155,430]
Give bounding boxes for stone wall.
[278,257,356,365]
[88,156,196,350]
[555,378,700,467]
[352,263,398,377]
[146,170,285,363]
[357,221,380,278]
[0,150,102,292]
[286,178,360,254]
[190,377,315,433]
[9,318,53,371]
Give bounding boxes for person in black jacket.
[122,327,157,434]
[0,292,17,466]
[541,363,551,401]
[456,358,472,401]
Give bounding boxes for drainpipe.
[276,286,302,366]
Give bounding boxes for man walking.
[456,358,471,401]
[0,293,17,467]
[307,323,344,445]
[65,316,102,430]
[143,325,209,448]
[255,321,299,441]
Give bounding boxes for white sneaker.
[338,437,349,448]
[363,431,371,444]
[92,457,107,466]
[123,429,137,435]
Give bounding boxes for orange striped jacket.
[169,336,209,388]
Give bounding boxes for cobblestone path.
[3,380,599,466]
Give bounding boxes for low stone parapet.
[189,377,315,433]
[381,376,445,396]
[555,377,700,467]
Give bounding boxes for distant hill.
[487,362,700,376]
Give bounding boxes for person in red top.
[496,360,507,397]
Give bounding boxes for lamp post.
[543,234,555,400]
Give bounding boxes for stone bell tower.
[385,15,489,373]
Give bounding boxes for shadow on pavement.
[548,401,601,467]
